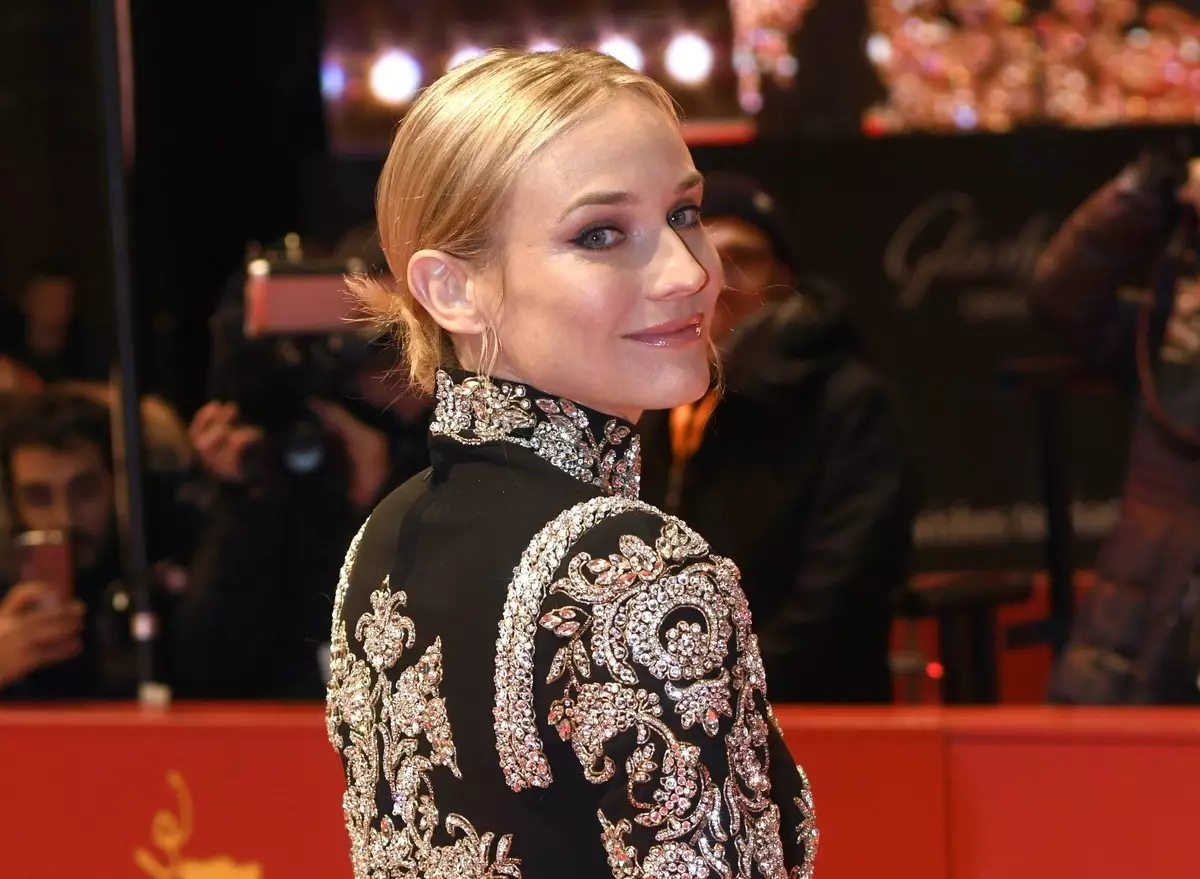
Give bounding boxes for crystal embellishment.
[327,521,522,878]
[430,370,641,500]
[494,495,818,877]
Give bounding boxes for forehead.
[510,95,694,210]
[28,276,73,294]
[10,443,105,483]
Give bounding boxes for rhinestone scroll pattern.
[494,496,817,877]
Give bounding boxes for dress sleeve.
[525,505,818,879]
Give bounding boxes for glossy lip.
[623,313,705,347]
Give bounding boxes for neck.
[432,369,642,499]
[481,366,639,425]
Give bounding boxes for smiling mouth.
[624,314,705,348]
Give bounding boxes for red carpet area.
[1,703,1197,878]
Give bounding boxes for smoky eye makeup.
[572,224,625,251]
[569,198,703,252]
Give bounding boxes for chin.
[625,357,712,413]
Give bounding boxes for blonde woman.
[326,48,818,878]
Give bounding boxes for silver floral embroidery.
[495,495,664,790]
[328,522,521,878]
[494,496,817,877]
[430,370,641,499]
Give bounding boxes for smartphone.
[15,530,74,603]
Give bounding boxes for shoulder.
[495,495,746,790]
[337,471,430,609]
[823,358,897,407]
[514,495,727,586]
[815,360,907,438]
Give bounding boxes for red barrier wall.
[1,704,1197,878]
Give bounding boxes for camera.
[207,233,392,478]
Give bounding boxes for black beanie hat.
[701,172,800,274]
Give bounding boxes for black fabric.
[172,458,359,699]
[333,372,813,876]
[640,283,918,703]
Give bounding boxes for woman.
[326,48,818,878]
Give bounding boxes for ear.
[407,250,488,336]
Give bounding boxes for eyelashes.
[670,204,702,230]
[572,203,703,252]
[574,226,623,250]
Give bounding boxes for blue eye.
[574,226,624,250]
[670,204,702,229]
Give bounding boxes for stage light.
[528,38,561,53]
[664,33,713,86]
[865,33,893,65]
[321,62,346,100]
[368,50,422,105]
[598,35,644,71]
[448,45,486,70]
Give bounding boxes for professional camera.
[207,232,394,479]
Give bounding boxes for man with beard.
[639,173,918,702]
[0,391,137,697]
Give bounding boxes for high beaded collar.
[429,369,641,500]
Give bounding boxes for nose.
[648,228,710,301]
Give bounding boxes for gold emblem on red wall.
[134,771,264,879]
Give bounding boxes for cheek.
[16,503,53,530]
[76,484,114,530]
[506,261,634,343]
[77,496,110,526]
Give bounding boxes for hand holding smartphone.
[15,530,74,606]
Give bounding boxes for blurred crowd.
[0,175,920,704]
[6,152,1200,706]
[0,257,437,700]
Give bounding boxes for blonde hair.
[348,47,682,393]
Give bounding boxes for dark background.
[4,0,1194,570]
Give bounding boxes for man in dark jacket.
[171,271,432,699]
[639,173,918,703]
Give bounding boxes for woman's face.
[477,94,721,422]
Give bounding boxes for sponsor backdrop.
[310,127,1200,571]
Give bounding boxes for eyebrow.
[558,171,705,222]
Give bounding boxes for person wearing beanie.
[639,172,919,703]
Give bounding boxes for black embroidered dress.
[326,370,818,878]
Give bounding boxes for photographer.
[171,268,432,699]
[0,389,192,698]
[1030,147,1200,704]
